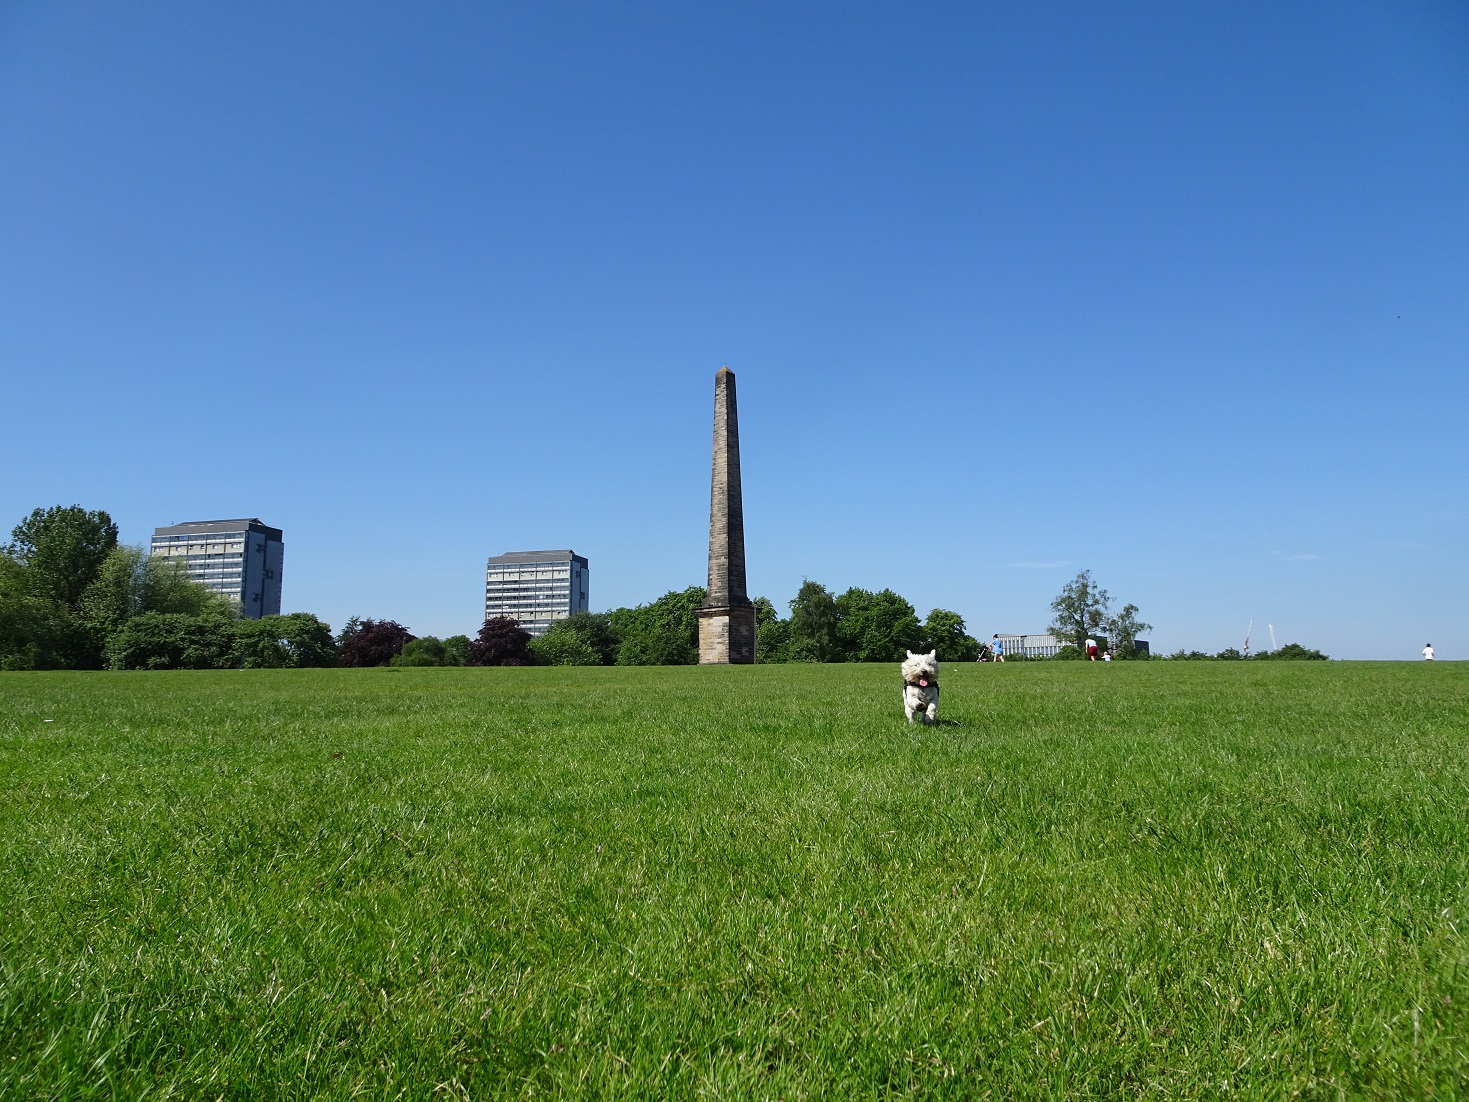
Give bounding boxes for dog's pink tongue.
[919,679,928,687]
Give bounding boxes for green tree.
[108,611,236,670]
[5,506,119,610]
[235,613,337,668]
[788,580,839,662]
[0,552,73,669]
[753,596,793,663]
[336,616,362,649]
[391,636,449,666]
[835,587,923,663]
[546,611,619,665]
[1,505,122,667]
[528,626,602,666]
[1048,570,1112,651]
[609,587,706,665]
[80,546,233,651]
[923,608,980,662]
[1104,603,1153,659]
[753,596,778,631]
[442,635,471,666]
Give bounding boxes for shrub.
[1052,645,1084,660]
[528,627,601,666]
[390,636,467,667]
[234,613,336,668]
[108,612,236,670]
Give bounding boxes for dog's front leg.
[903,692,917,724]
[924,700,937,724]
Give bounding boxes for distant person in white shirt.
[1085,638,1098,661]
[1423,643,1434,661]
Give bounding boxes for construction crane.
[1268,624,1278,652]
[1242,619,1253,658]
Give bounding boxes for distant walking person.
[1423,643,1435,661]
[991,634,1005,663]
[1085,637,1099,661]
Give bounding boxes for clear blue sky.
[3,1,1465,659]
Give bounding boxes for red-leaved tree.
[337,619,415,667]
[466,617,532,666]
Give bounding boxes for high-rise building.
[150,519,283,619]
[484,550,588,636]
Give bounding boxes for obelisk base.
[697,604,756,664]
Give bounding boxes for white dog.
[901,649,940,725]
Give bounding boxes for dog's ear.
[905,650,914,658]
[928,650,937,659]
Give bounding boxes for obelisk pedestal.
[697,366,756,664]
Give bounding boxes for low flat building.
[995,633,1069,658]
[484,550,588,636]
[995,633,1149,657]
[150,519,283,619]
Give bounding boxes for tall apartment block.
[150,519,283,619]
[484,550,588,636]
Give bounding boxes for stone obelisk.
[697,366,756,664]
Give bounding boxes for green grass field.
[2,662,1466,1099]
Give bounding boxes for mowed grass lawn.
[2,662,1466,1099]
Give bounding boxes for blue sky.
[2,1,1465,659]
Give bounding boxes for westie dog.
[900,649,940,725]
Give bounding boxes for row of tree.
[507,582,983,667]
[0,503,1014,671]
[12,503,1328,670]
[0,505,546,671]
[1164,644,1329,661]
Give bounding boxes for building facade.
[995,633,1069,659]
[484,550,588,636]
[150,519,283,619]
